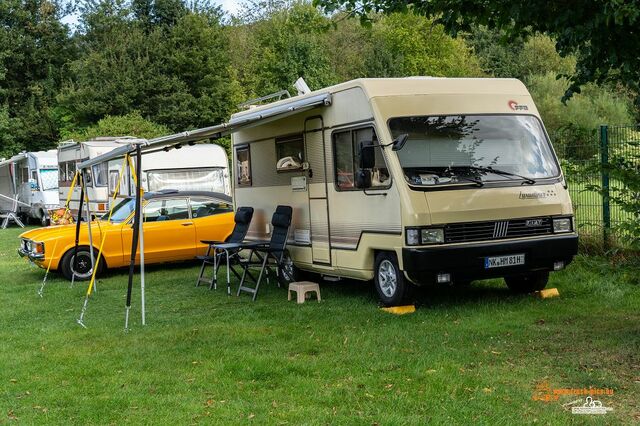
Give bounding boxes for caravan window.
[67,161,76,182]
[333,127,391,191]
[235,146,252,187]
[108,170,120,195]
[275,135,304,171]
[92,163,109,187]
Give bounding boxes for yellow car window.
[190,198,233,219]
[144,198,189,222]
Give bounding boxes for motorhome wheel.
[504,271,549,294]
[60,246,103,281]
[39,210,49,227]
[374,252,410,306]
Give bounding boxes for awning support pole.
[70,172,84,289]
[83,170,96,293]
[137,146,146,326]
[124,145,142,331]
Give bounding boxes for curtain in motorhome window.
[333,127,390,190]
[67,161,76,182]
[92,163,109,187]
[147,169,227,193]
[235,146,251,186]
[275,135,304,171]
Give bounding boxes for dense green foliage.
[315,0,640,107]
[0,0,76,157]
[61,111,171,141]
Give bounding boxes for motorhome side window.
[236,146,251,186]
[108,170,119,195]
[333,127,390,190]
[92,162,108,187]
[275,135,304,171]
[67,161,76,182]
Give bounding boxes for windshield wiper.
[464,165,536,184]
[448,174,484,187]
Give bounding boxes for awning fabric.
[77,93,332,170]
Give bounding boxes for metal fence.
[557,124,640,247]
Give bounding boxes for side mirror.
[359,142,375,169]
[355,169,372,189]
[392,133,409,151]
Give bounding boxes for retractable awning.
[77,92,332,170]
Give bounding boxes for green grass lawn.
[1,226,639,424]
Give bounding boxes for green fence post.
[599,125,611,248]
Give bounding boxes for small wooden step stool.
[288,281,321,304]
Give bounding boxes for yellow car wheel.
[59,246,104,281]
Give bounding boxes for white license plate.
[484,254,525,269]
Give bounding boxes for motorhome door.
[304,117,331,265]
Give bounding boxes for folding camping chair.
[236,205,293,301]
[0,195,25,229]
[195,206,254,294]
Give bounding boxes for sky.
[60,0,243,27]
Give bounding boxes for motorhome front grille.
[444,217,553,243]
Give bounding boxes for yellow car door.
[189,197,235,255]
[122,197,196,264]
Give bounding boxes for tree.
[314,0,640,104]
[0,0,75,152]
[60,111,170,141]
[363,12,483,78]
[58,2,238,134]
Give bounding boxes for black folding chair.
[196,206,254,294]
[236,205,293,301]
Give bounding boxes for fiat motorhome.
[0,150,59,226]
[231,78,578,305]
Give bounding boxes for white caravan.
[107,143,230,205]
[0,151,59,226]
[58,138,125,217]
[230,78,578,305]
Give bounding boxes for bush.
[61,112,170,142]
[528,73,634,160]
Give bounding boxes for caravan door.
[304,117,331,265]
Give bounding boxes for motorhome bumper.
[402,234,578,284]
[18,248,45,261]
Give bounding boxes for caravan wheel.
[374,252,411,307]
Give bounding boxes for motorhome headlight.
[406,227,445,245]
[553,217,572,233]
[421,228,444,244]
[406,228,421,246]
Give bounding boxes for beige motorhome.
[230,78,577,305]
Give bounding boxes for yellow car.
[18,190,235,280]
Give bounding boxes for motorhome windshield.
[103,198,135,223]
[39,168,58,191]
[388,115,560,187]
